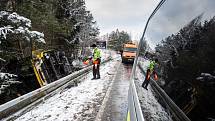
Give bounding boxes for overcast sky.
[85,0,215,49]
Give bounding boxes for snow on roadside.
[135,58,172,121]
[138,57,150,70]
[14,57,119,121]
[100,49,111,62]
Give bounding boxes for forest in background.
[0,0,99,104]
[0,0,99,58]
[1,1,215,120]
[155,15,215,120]
[107,29,131,51]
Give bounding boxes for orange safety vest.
[93,60,99,64]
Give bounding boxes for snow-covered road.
[9,54,172,121]
[15,55,119,121]
[96,62,132,121]
[135,58,172,121]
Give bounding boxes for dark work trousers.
[142,69,151,89]
[93,58,100,78]
[142,69,157,89]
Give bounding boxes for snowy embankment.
[14,53,119,121]
[135,58,172,121]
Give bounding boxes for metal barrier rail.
[127,1,166,121]
[127,80,145,121]
[0,57,111,120]
[138,63,191,121]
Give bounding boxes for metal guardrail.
[127,1,167,121]
[0,57,111,120]
[138,63,191,121]
[127,80,145,121]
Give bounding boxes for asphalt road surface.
[96,62,133,121]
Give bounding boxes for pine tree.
[108,29,131,51]
[155,15,215,120]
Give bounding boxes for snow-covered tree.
[108,29,131,51]
[139,38,150,56]
[0,11,45,44]
[0,11,45,60]
[0,11,45,103]
[0,0,99,104]
[155,15,215,119]
[0,72,19,95]
[0,0,99,60]
[56,0,99,45]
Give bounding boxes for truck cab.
[121,42,137,63]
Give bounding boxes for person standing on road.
[91,44,101,80]
[142,58,159,90]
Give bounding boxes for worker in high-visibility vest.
[142,58,159,90]
[91,44,101,79]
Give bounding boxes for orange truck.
[121,42,138,63]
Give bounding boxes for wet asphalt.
[98,62,133,121]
